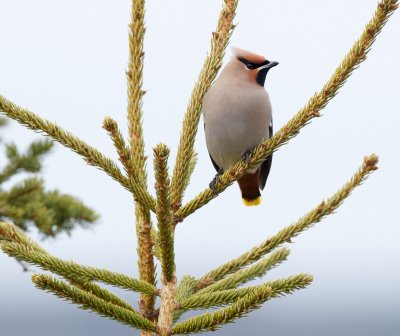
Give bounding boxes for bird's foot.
[242,149,253,164]
[209,168,224,192]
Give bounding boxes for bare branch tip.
[31,273,40,283]
[281,246,291,256]
[102,116,116,131]
[153,143,170,158]
[364,153,379,171]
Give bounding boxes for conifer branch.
[173,275,198,323]
[175,0,398,222]
[0,177,42,203]
[153,145,178,336]
[0,139,53,183]
[0,178,98,236]
[196,154,379,289]
[136,206,157,321]
[127,0,147,183]
[102,116,134,177]
[67,277,138,313]
[151,227,161,261]
[265,273,314,298]
[176,275,198,303]
[198,247,290,294]
[0,221,46,253]
[170,0,238,211]
[179,273,313,310]
[0,241,158,295]
[154,144,175,282]
[126,0,158,324]
[102,117,156,213]
[0,95,155,210]
[32,274,156,332]
[171,284,273,334]
[2,192,154,322]
[180,151,198,205]
[0,126,97,236]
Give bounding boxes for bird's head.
[231,47,278,86]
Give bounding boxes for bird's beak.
[256,60,279,86]
[260,61,279,70]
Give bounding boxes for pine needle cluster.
[0,117,97,237]
[0,0,397,335]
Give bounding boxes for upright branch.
[181,151,198,194]
[170,0,238,211]
[153,143,177,336]
[175,0,398,222]
[196,154,379,289]
[127,0,147,182]
[153,144,175,282]
[102,117,156,211]
[126,0,157,326]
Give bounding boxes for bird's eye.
[245,63,255,70]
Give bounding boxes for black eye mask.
[237,57,269,70]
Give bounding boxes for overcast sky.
[1,1,399,335]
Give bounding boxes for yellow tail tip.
[242,197,262,207]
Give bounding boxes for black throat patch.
[256,68,269,86]
[237,57,270,86]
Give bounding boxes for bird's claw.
[242,150,253,164]
[209,176,219,191]
[209,168,224,192]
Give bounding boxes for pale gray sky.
[1,1,399,335]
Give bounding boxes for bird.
[203,47,278,206]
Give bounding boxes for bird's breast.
[203,83,272,170]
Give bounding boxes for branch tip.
[102,116,116,132]
[364,153,379,171]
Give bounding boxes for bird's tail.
[238,171,262,206]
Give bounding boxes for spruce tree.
[0,1,398,335]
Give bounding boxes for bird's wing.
[204,123,221,172]
[259,119,273,190]
[209,153,221,172]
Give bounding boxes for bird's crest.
[232,47,266,64]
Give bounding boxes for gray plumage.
[203,48,277,198]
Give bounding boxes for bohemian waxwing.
[203,47,278,206]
